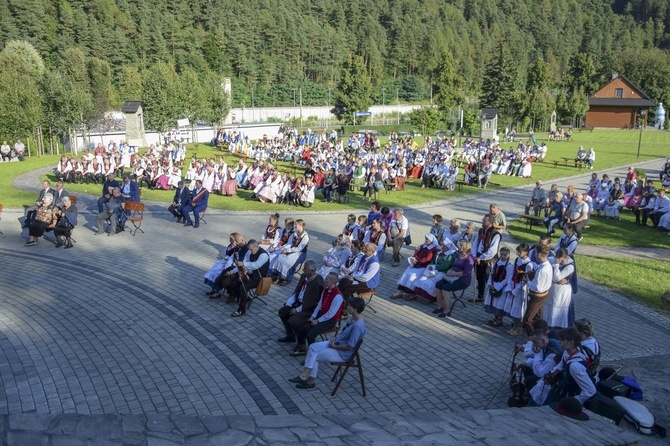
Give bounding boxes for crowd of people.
[0,140,26,162]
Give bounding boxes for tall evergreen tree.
[480,41,520,120]
[331,55,372,124]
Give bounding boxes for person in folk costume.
[390,234,440,301]
[520,329,564,392]
[553,223,579,325]
[363,218,387,262]
[533,327,596,406]
[472,213,502,302]
[413,236,459,303]
[484,247,514,327]
[270,219,309,286]
[544,248,576,330]
[316,234,352,278]
[204,233,239,295]
[603,182,625,219]
[268,218,294,268]
[341,214,358,238]
[259,213,282,250]
[351,215,368,243]
[522,243,553,336]
[504,244,534,336]
[338,240,365,282]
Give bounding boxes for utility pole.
[430,76,434,107]
[396,88,400,125]
[382,88,387,125]
[292,88,297,124]
[299,87,303,128]
[637,109,646,158]
[251,88,255,123]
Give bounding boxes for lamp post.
[292,88,297,124]
[251,88,255,123]
[381,88,387,125]
[637,109,646,158]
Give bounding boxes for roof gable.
[122,101,142,113]
[590,75,653,101]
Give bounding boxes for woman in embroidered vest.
[317,234,352,278]
[25,194,58,246]
[363,218,387,262]
[391,234,440,301]
[484,247,514,327]
[260,213,282,249]
[268,218,294,268]
[289,295,366,389]
[603,182,624,219]
[503,244,533,336]
[204,232,239,295]
[538,327,596,406]
[432,240,475,318]
[270,219,309,286]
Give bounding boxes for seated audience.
[204,233,239,294]
[168,180,190,223]
[96,187,126,236]
[231,240,271,317]
[338,243,381,301]
[270,219,309,286]
[290,272,344,357]
[182,179,209,228]
[390,234,440,301]
[316,235,351,278]
[603,183,624,219]
[25,193,58,246]
[53,196,78,249]
[278,260,325,343]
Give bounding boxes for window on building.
[615,88,623,98]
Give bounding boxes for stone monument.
[122,101,146,148]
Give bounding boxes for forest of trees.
[2,0,670,138]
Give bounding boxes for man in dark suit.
[120,175,141,202]
[277,260,325,343]
[53,181,70,208]
[182,179,209,228]
[24,180,57,227]
[168,180,190,223]
[97,173,121,213]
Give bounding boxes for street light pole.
[292,88,297,125]
[251,88,254,123]
[381,88,387,125]
[637,109,646,158]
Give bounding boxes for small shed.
[481,108,498,140]
[585,74,655,129]
[122,101,147,148]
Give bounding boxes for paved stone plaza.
[0,160,668,444]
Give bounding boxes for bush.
[635,168,646,179]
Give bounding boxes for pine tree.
[331,55,373,124]
[480,41,520,120]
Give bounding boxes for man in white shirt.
[566,193,589,241]
[0,141,11,162]
[388,208,409,267]
[14,140,25,161]
[648,189,670,228]
[231,240,271,317]
[525,181,548,215]
[290,272,344,357]
[523,244,552,335]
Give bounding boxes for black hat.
[550,397,589,421]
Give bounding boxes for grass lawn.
[3,128,670,212]
[508,212,670,249]
[574,254,670,310]
[0,156,58,208]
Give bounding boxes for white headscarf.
[424,233,439,250]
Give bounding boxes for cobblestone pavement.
[0,158,668,444]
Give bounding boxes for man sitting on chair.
[290,272,344,357]
[278,260,325,343]
[338,243,381,301]
[288,296,366,389]
[182,179,209,228]
[95,187,126,236]
[231,240,270,318]
[168,180,190,223]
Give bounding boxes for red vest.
[319,286,343,321]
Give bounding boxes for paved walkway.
[0,158,668,444]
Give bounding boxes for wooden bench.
[519,214,545,231]
[125,201,145,236]
[552,159,561,167]
[487,182,501,188]
[455,180,467,192]
[579,126,595,132]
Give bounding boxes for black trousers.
[237,277,260,311]
[296,319,337,346]
[475,260,490,299]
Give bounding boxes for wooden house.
[585,74,655,128]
